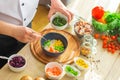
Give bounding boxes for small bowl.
[41,32,68,57]
[74,18,93,38]
[8,54,27,72]
[45,62,64,80]
[74,57,90,71]
[63,65,81,78]
[50,12,68,30]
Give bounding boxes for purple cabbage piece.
[9,56,25,68]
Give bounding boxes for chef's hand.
[48,0,73,23]
[12,26,41,43]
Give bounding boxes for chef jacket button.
[22,3,24,6]
[24,18,26,21]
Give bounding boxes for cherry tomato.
[101,35,106,40]
[94,33,100,39]
[111,35,117,40]
[92,6,104,20]
[103,40,107,45]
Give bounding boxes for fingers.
[59,9,73,23]
[67,10,74,21]
[48,7,73,23]
[25,28,41,43]
[48,9,56,20]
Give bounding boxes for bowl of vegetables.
[50,12,68,30]
[63,65,81,78]
[45,62,64,80]
[8,54,27,72]
[74,57,90,71]
[41,32,68,57]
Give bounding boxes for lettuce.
[92,18,108,33]
[105,12,120,23]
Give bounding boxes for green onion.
[65,66,78,76]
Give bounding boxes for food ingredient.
[92,6,104,20]
[74,19,93,37]
[92,6,120,54]
[52,16,67,26]
[75,58,89,69]
[43,39,64,53]
[9,56,25,68]
[46,66,62,77]
[65,65,79,77]
[20,75,33,80]
[94,33,100,39]
[80,42,92,56]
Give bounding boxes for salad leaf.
[105,12,120,23]
[107,19,120,30]
[43,40,51,47]
[107,14,120,35]
[117,37,120,43]
[92,18,108,33]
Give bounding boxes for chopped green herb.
[65,66,78,76]
[43,40,51,47]
[52,16,67,27]
[54,46,64,52]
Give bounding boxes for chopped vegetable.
[46,66,62,76]
[76,58,88,68]
[65,65,79,76]
[52,16,67,26]
[43,39,65,53]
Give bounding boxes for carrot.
[49,47,54,52]
[46,66,62,76]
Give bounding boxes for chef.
[0,0,73,68]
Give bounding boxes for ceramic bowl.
[74,18,93,38]
[8,54,27,72]
[50,12,68,30]
[63,64,81,78]
[74,57,90,71]
[41,32,68,57]
[45,62,64,80]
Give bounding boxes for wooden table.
[0,0,120,80]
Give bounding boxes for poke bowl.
[8,54,27,72]
[41,32,68,57]
[50,12,68,30]
[74,18,93,38]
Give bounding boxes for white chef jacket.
[0,0,39,26]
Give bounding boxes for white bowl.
[74,57,90,71]
[50,12,68,30]
[45,62,64,80]
[63,65,81,78]
[8,54,27,72]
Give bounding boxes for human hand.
[48,0,73,23]
[12,26,41,43]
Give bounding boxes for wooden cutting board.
[30,28,80,64]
